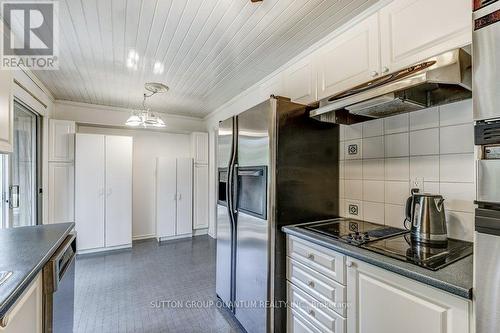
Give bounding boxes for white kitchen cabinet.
[155,157,193,240]
[317,13,380,100]
[190,132,209,165]
[287,307,322,333]
[0,272,42,333]
[48,120,75,162]
[379,0,471,73]
[193,164,209,230]
[48,163,74,224]
[75,134,132,252]
[104,135,133,248]
[283,55,317,104]
[346,258,471,333]
[0,69,13,154]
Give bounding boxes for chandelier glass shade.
[126,84,167,128]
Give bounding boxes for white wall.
[78,125,191,239]
[54,100,205,133]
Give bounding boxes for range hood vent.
[311,49,472,124]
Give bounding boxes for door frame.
[5,98,42,227]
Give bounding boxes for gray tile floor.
[74,236,245,333]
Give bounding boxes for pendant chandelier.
[126,82,168,128]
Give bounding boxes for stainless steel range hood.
[311,48,472,125]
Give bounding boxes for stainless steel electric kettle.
[405,189,448,244]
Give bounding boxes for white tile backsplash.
[362,136,384,159]
[345,180,363,200]
[363,119,384,138]
[410,156,439,182]
[385,204,406,229]
[410,128,439,156]
[339,100,475,241]
[446,211,474,241]
[363,202,385,224]
[440,124,474,154]
[344,139,362,160]
[385,133,409,157]
[440,154,474,183]
[363,180,385,203]
[385,181,410,205]
[345,160,362,179]
[440,182,475,213]
[384,113,409,134]
[363,159,385,180]
[410,107,439,131]
[345,123,363,140]
[440,100,473,127]
[385,157,409,181]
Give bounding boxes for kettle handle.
[405,188,420,224]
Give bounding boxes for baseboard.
[132,234,156,241]
[157,234,192,242]
[77,243,132,255]
[193,228,208,236]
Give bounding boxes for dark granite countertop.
[0,223,75,318]
[282,224,473,300]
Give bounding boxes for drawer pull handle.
[308,309,315,317]
[307,253,315,261]
[308,280,315,288]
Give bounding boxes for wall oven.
[473,1,500,332]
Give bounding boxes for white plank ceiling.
[32,0,379,118]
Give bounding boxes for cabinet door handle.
[307,253,315,261]
[370,70,378,77]
[308,309,315,317]
[0,314,8,328]
[307,280,315,288]
[382,66,390,73]
[346,260,353,267]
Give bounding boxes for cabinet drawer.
[287,236,345,285]
[287,257,346,317]
[288,307,322,333]
[288,282,346,333]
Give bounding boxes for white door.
[48,120,75,162]
[346,258,470,333]
[48,163,74,223]
[317,13,380,99]
[191,132,209,165]
[75,134,105,251]
[0,69,12,154]
[105,135,132,248]
[176,158,193,235]
[155,157,177,238]
[379,0,471,73]
[193,164,209,230]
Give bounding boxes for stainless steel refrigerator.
[216,96,339,333]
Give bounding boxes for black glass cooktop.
[362,233,473,271]
[304,218,407,246]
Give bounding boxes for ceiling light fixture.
[125,83,169,128]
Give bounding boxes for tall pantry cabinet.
[191,132,209,231]
[75,133,132,253]
[155,157,193,240]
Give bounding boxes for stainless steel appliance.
[298,219,472,271]
[43,234,76,333]
[303,218,407,245]
[311,48,472,125]
[216,96,339,333]
[404,189,448,244]
[473,1,500,331]
[363,233,473,271]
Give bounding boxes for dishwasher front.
[43,233,76,333]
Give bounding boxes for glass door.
[6,101,40,227]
